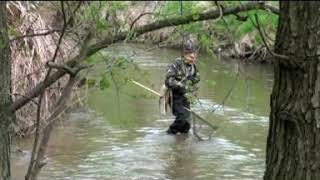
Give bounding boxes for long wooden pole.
[131,80,161,96]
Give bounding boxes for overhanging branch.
[87,1,276,56]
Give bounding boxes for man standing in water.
[165,39,200,135]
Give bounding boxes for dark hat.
[183,39,198,54]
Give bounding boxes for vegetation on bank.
[145,1,279,60]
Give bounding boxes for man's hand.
[176,81,185,88]
[186,74,200,85]
[187,75,195,81]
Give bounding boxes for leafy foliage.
[99,75,110,90]
[154,1,278,53]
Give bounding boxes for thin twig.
[254,14,289,60]
[130,12,154,30]
[46,62,91,76]
[61,1,67,25]
[9,29,62,42]
[11,93,38,106]
[214,0,223,21]
[215,1,241,59]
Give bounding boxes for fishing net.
[159,84,217,141]
[190,109,218,141]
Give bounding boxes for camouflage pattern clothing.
[165,57,200,134]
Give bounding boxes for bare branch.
[11,93,38,106]
[214,0,223,21]
[254,14,289,60]
[9,29,62,42]
[46,62,75,75]
[89,1,275,55]
[130,12,154,30]
[264,4,279,15]
[60,1,67,25]
[46,62,91,76]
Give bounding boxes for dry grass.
[7,2,78,137]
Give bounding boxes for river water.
[12,43,274,180]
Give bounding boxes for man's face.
[184,52,197,65]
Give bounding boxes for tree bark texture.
[0,2,13,180]
[265,2,320,180]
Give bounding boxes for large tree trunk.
[265,2,320,180]
[0,2,13,180]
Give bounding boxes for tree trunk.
[0,2,13,180]
[265,2,320,180]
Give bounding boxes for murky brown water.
[12,43,274,180]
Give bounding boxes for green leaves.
[85,76,110,90]
[116,57,129,69]
[155,1,196,19]
[192,14,200,20]
[86,79,96,88]
[87,56,98,65]
[99,76,110,90]
[96,20,109,31]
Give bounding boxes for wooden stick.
[131,80,161,96]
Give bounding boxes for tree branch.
[11,93,38,106]
[254,14,289,60]
[88,1,276,55]
[46,62,75,75]
[264,4,280,15]
[9,29,62,42]
[130,12,154,30]
[46,62,91,76]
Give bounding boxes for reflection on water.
[12,43,273,180]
